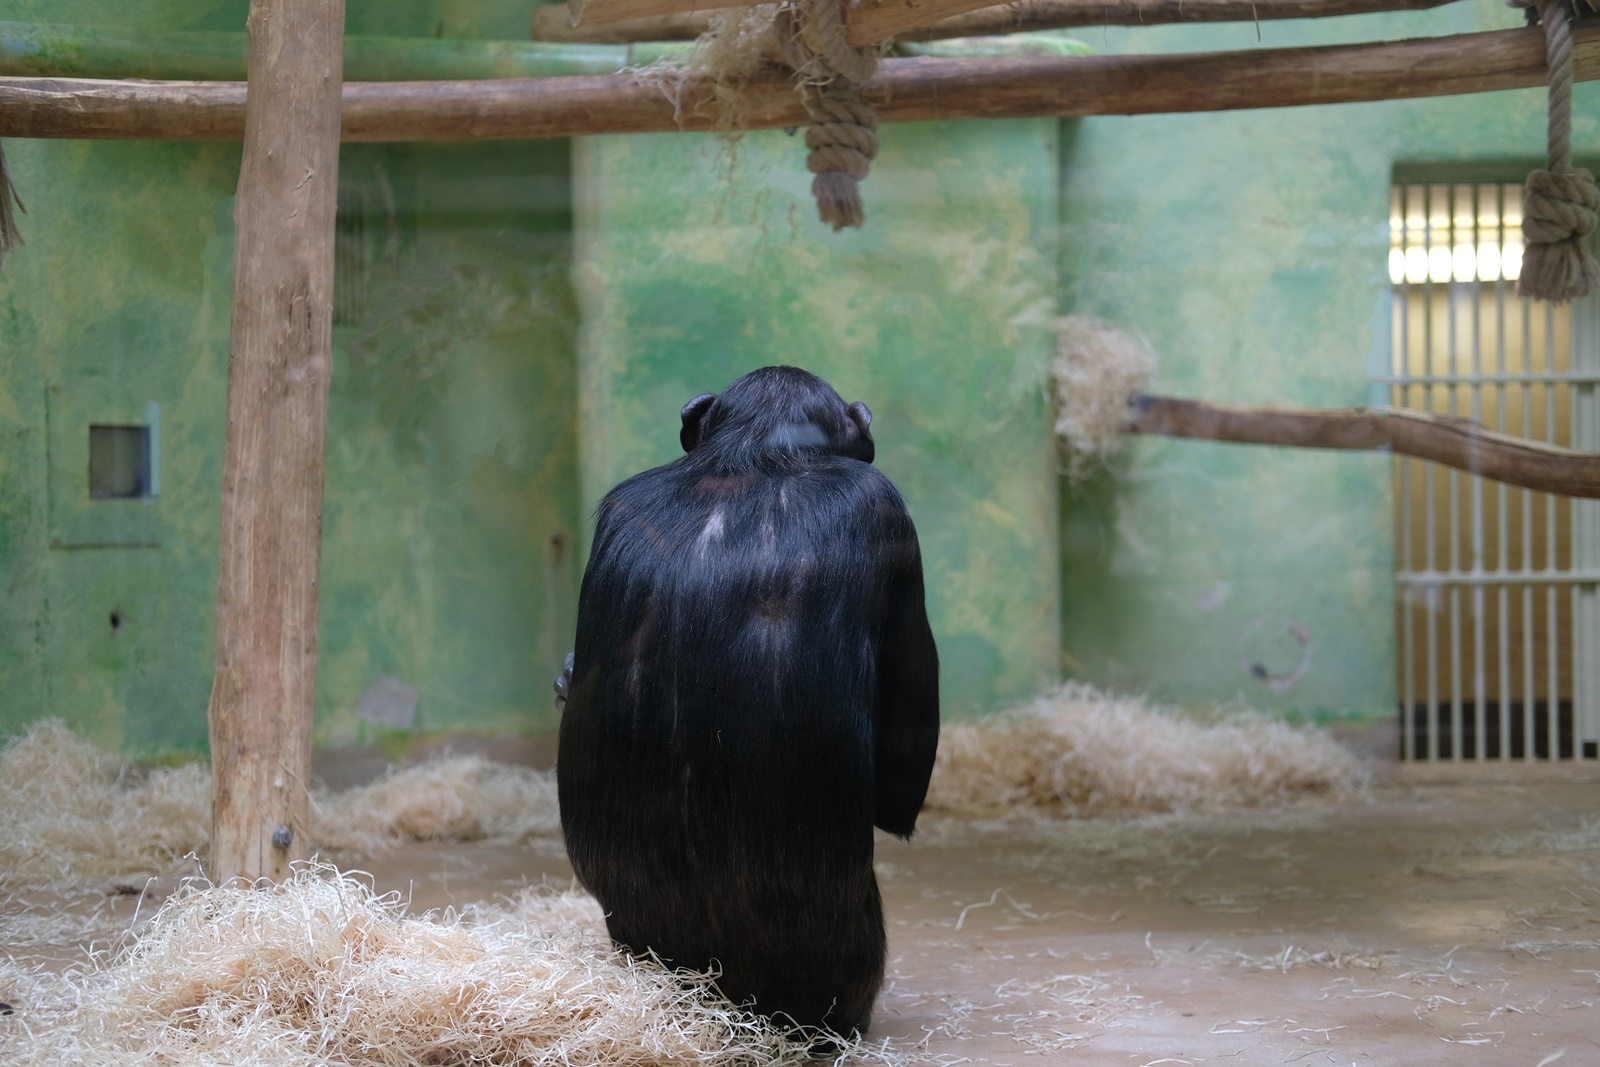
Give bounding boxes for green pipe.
[0,21,633,81]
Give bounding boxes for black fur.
[558,366,940,1036]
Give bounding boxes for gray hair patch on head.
[764,421,831,451]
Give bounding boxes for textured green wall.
[0,104,579,756]
[0,139,238,755]
[317,141,580,745]
[574,122,1062,715]
[1057,0,1600,716]
[4,0,1593,752]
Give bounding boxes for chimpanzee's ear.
[844,401,875,465]
[680,393,717,453]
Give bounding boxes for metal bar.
[1495,184,1512,759]
[1425,184,1441,761]
[1397,569,1600,584]
[1470,185,1487,761]
[1397,191,1418,761]
[1573,295,1600,757]
[1371,371,1600,386]
[1547,301,1561,757]
[1448,211,1464,762]
[1523,288,1538,760]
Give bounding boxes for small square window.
[89,424,152,499]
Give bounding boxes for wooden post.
[207,0,344,886]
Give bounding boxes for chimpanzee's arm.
[872,506,940,839]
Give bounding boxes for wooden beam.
[532,5,710,43]
[541,0,1465,42]
[566,0,740,29]
[1,24,1594,142]
[0,20,628,81]
[895,0,1464,43]
[1129,396,1600,498]
[207,0,344,886]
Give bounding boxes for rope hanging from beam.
[1510,0,1600,302]
[772,0,883,230]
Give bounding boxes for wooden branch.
[207,0,344,886]
[1129,396,1600,498]
[1,23,1593,142]
[532,5,710,43]
[566,0,741,29]
[0,20,627,81]
[897,0,1463,43]
[537,0,1465,43]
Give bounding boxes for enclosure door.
[1389,181,1600,761]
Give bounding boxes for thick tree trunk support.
[207,0,344,886]
[0,24,1594,142]
[1131,396,1600,499]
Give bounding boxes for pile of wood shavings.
[0,867,895,1067]
[0,722,563,894]
[925,683,1364,819]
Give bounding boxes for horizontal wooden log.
[0,20,629,80]
[1,24,1594,142]
[899,0,1462,42]
[567,0,741,29]
[1130,396,1600,498]
[532,5,710,43]
[531,0,1464,43]
[854,0,1462,45]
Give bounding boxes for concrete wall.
[1056,0,1600,718]
[573,121,1062,715]
[0,0,582,754]
[4,0,1595,753]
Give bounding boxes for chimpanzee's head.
[679,366,874,464]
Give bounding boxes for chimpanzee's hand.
[553,652,574,714]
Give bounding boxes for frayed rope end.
[811,170,866,231]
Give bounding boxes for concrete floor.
[338,757,1600,1066]
[8,736,1597,1065]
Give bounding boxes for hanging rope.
[0,141,24,272]
[1510,0,1600,302]
[774,0,881,230]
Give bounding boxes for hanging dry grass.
[924,683,1365,819]
[1051,315,1158,478]
[0,866,897,1067]
[636,5,780,138]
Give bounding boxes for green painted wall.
[574,122,1062,715]
[0,139,239,756]
[1056,0,1600,716]
[0,0,583,755]
[4,0,1593,753]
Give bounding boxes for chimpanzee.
[557,365,940,1038]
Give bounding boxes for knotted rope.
[1511,0,1600,302]
[774,0,881,230]
[0,141,23,272]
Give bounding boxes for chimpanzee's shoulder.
[819,458,910,509]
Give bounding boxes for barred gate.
[1387,181,1600,761]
